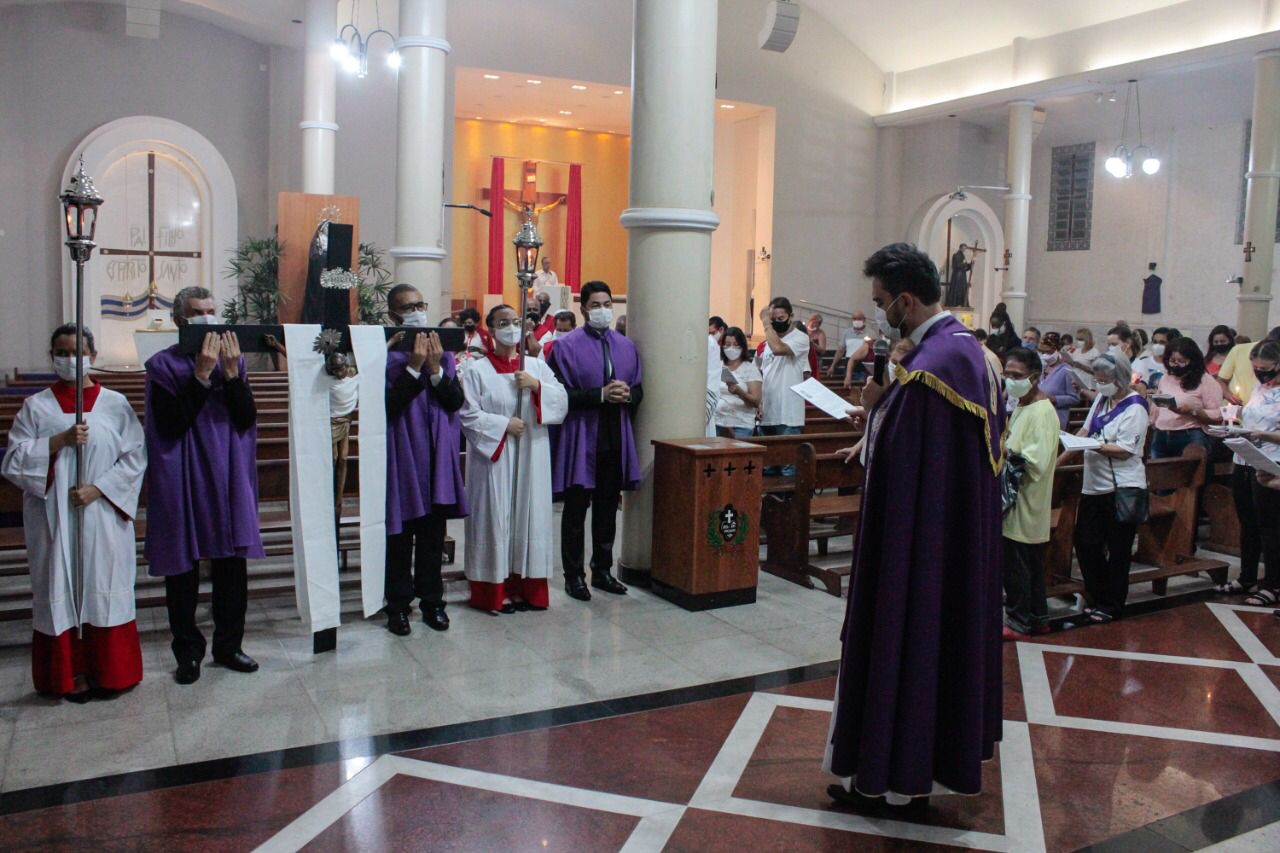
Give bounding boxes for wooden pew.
[760,443,864,596]
[1203,460,1240,555]
[1043,465,1084,593]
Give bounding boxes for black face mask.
[463,322,477,332]
[1211,343,1231,354]
[1256,368,1279,385]
[1167,363,1188,377]
[771,319,792,335]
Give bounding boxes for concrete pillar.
[301,0,338,194]
[1001,100,1034,331]
[391,0,449,320]
[1239,50,1280,339]
[618,0,720,584]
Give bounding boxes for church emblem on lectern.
[707,504,749,549]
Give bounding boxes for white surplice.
[1,387,146,635]
[459,357,568,585]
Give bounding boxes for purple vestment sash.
[1087,393,1148,438]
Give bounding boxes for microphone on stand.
[872,338,890,385]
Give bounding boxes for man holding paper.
[825,244,1005,809]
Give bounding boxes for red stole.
[51,380,101,414]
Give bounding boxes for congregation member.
[548,281,640,601]
[1000,347,1058,641]
[2,325,145,701]
[1228,339,1280,605]
[145,287,262,684]
[1133,327,1179,390]
[1205,325,1236,376]
[1062,353,1149,623]
[987,303,1019,356]
[1219,326,1280,404]
[973,329,1005,379]
[457,307,488,369]
[540,309,576,361]
[715,327,763,438]
[826,244,1003,809]
[1020,326,1042,349]
[459,305,568,613]
[1065,327,1099,390]
[383,285,467,636]
[831,310,871,386]
[1150,337,1221,458]
[615,314,628,337]
[758,297,810,475]
[807,313,828,352]
[1035,332,1080,428]
[533,256,559,293]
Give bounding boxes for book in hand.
[721,367,739,386]
[1059,432,1102,451]
[1224,437,1280,477]
[1206,424,1252,437]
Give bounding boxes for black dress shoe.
[591,572,628,595]
[423,605,450,631]
[175,661,201,685]
[214,651,260,673]
[386,609,412,636]
[565,576,592,601]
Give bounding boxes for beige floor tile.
[170,694,327,764]
[3,710,175,791]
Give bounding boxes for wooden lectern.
[650,437,765,611]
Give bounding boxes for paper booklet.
[1224,437,1280,477]
[789,377,857,420]
[1059,432,1102,451]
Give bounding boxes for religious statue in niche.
[944,242,984,308]
[1141,262,1162,315]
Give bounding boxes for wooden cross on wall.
[98,152,202,308]
[481,160,567,224]
[1244,241,1257,263]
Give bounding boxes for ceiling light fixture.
[719,104,735,110]
[613,90,624,95]
[527,79,542,85]
[571,84,588,91]
[330,0,398,78]
[1105,79,1160,178]
[483,73,500,80]
[559,110,573,115]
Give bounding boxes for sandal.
[1244,589,1280,607]
[1216,580,1250,594]
[1086,611,1115,624]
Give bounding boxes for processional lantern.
[61,157,104,261]
[512,217,543,286]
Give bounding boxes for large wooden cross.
[98,151,202,309]
[481,159,566,225]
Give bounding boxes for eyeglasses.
[394,301,426,313]
[491,318,521,329]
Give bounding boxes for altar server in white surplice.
[1,325,146,702]
[459,304,569,613]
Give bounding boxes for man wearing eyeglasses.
[381,284,468,636]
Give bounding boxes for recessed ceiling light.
[613,90,624,95]
[483,74,500,80]
[538,118,548,122]
[571,84,588,91]
[527,79,542,85]
[577,127,584,131]
[473,116,483,120]
[719,104,735,109]
[559,110,573,115]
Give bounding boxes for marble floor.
[0,601,1278,851]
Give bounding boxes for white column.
[1001,100,1034,331]
[301,0,338,194]
[1239,50,1280,339]
[618,0,720,583]
[391,0,449,320]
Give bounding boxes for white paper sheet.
[350,325,389,618]
[1059,432,1102,451]
[789,377,856,420]
[1224,437,1280,477]
[285,324,341,631]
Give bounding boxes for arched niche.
[61,116,237,365]
[906,193,1006,329]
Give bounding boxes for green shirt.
[1003,398,1060,545]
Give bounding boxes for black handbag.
[1108,459,1149,525]
[999,451,1027,518]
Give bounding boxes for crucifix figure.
[98,151,202,316]
[995,249,1012,272]
[482,160,566,226]
[1244,241,1257,263]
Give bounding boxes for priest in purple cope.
[547,281,641,602]
[825,244,1005,809]
[382,284,467,637]
[144,286,264,685]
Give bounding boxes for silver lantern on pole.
[59,156,103,634]
[507,216,543,575]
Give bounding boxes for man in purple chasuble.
[145,287,265,685]
[382,285,467,637]
[547,281,641,602]
[825,244,1005,809]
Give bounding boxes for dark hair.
[50,323,96,355]
[973,328,988,342]
[387,283,421,311]
[862,242,941,305]
[1207,324,1235,353]
[1107,325,1134,343]
[1252,338,1280,364]
[1266,326,1280,343]
[1004,346,1042,375]
[458,307,481,325]
[708,315,727,332]
[768,296,793,316]
[1152,326,1181,342]
[1025,326,1041,336]
[1166,336,1206,391]
[554,309,576,326]
[720,326,749,362]
[580,281,612,306]
[485,303,515,329]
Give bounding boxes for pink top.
[1152,372,1223,432]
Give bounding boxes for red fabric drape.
[565,164,583,292]
[487,157,506,295]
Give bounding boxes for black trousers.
[1074,493,1138,618]
[561,445,624,579]
[1002,538,1048,634]
[1233,464,1264,587]
[385,514,447,614]
[164,557,248,665]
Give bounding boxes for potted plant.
[223,236,284,369]
[356,242,397,325]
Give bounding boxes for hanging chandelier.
[330,0,399,78]
[1105,79,1160,178]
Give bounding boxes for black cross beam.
[744,461,757,476]
[703,464,716,478]
[723,462,737,477]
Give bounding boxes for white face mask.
[1151,343,1166,358]
[851,321,865,331]
[554,330,570,340]
[723,346,742,361]
[587,306,613,330]
[1097,382,1119,397]
[1005,377,1032,399]
[1042,352,1061,367]
[495,325,523,347]
[1108,345,1124,358]
[399,310,428,328]
[52,355,89,382]
[185,313,216,326]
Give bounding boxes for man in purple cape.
[547,281,641,601]
[144,286,264,685]
[382,285,467,637]
[826,244,1005,809]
